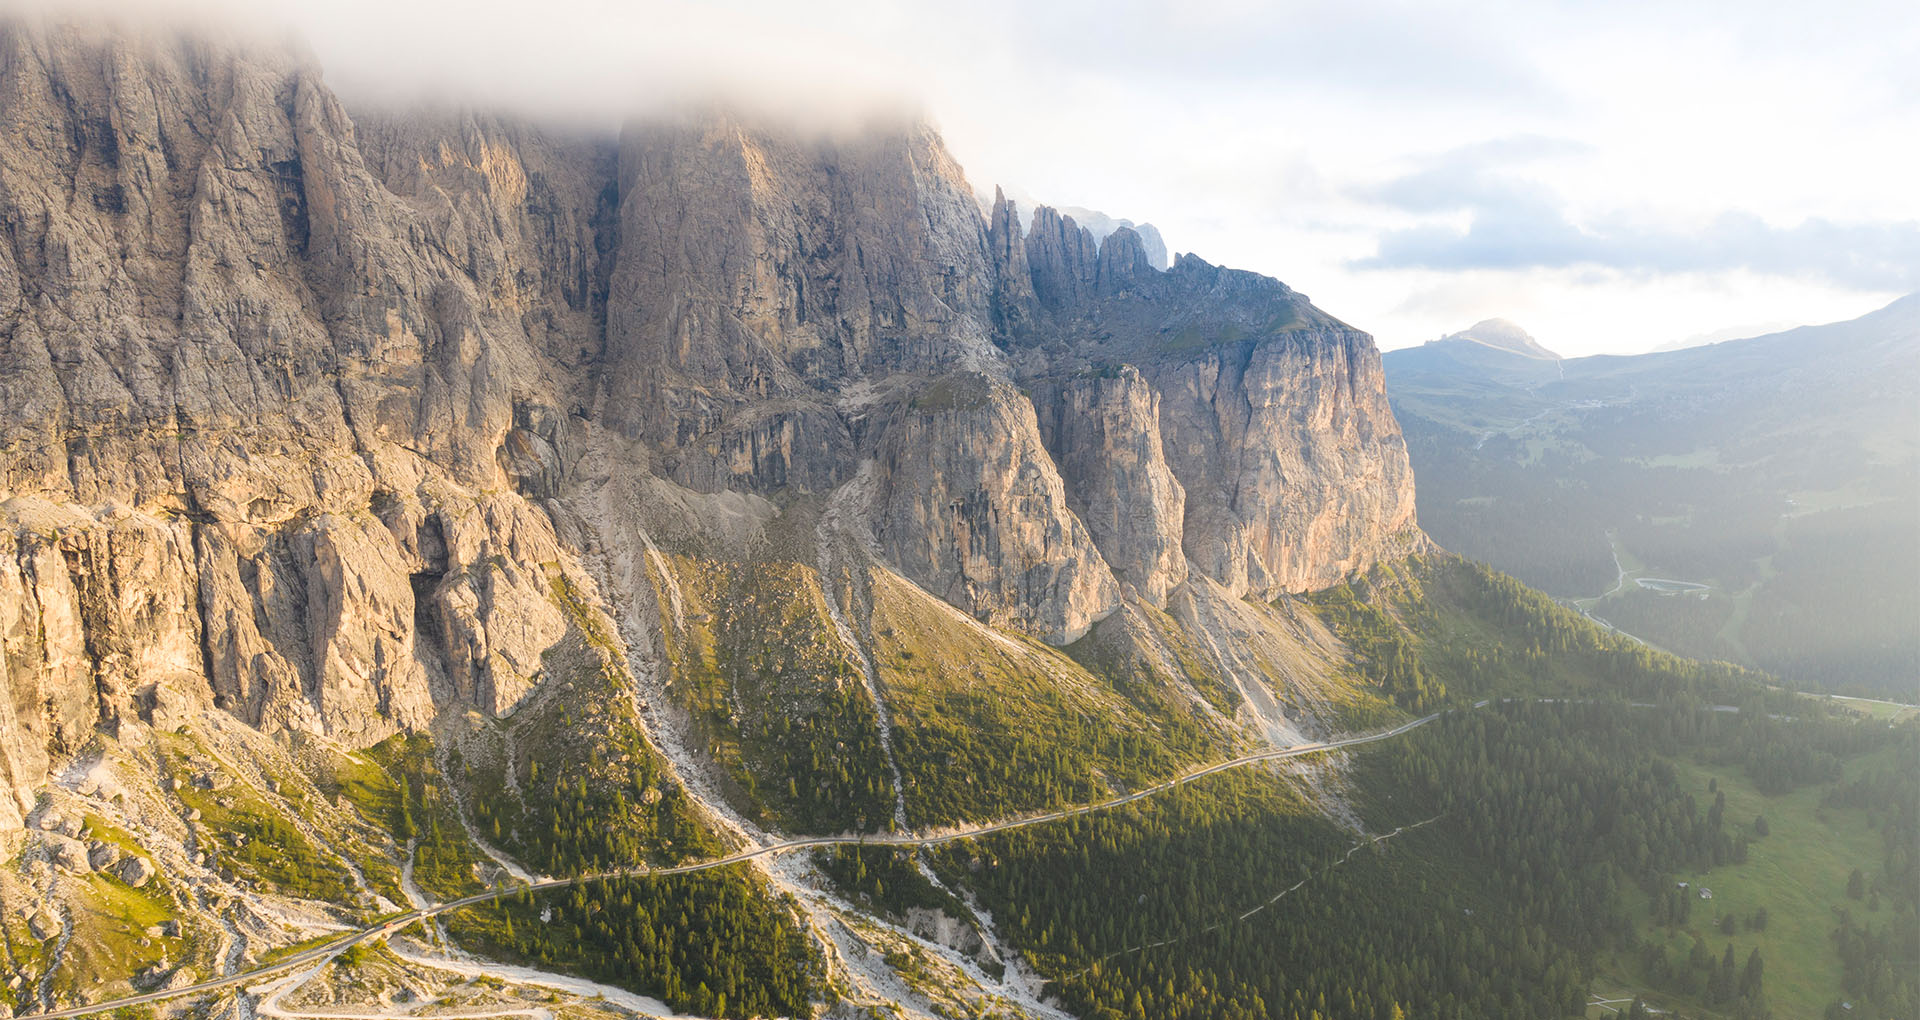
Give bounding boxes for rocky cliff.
[0,18,1416,831]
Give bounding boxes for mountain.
[1385,295,1920,695]
[1055,205,1171,271]
[1650,320,1799,352]
[0,17,1419,828]
[1,19,1910,1020]
[1387,318,1564,390]
[1440,318,1561,361]
[0,17,1414,1013]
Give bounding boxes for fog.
[7,0,1916,355]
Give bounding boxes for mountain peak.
[1439,319,1561,360]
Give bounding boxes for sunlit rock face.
[0,18,1415,824]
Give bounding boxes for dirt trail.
[36,704,1471,1020]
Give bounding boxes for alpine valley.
[0,18,1912,1020]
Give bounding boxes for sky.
[37,0,1920,355]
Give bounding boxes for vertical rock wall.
[0,17,1418,824]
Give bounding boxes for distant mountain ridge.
[1384,294,1920,695]
[1650,319,1800,352]
[1387,317,1565,389]
[1438,318,1562,360]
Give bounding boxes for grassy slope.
[869,567,1223,829]
[1602,747,1898,1018]
[650,556,895,834]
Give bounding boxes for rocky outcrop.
[873,373,1118,643]
[1057,205,1169,271]
[986,187,1036,336]
[1032,367,1187,607]
[0,20,602,825]
[0,16,1418,826]
[1145,323,1418,594]
[1023,206,1101,314]
[1002,232,1419,599]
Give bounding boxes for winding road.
[27,708,1459,1020]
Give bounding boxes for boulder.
[45,834,90,873]
[87,840,121,870]
[114,856,158,888]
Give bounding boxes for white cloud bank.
[18,0,1918,354]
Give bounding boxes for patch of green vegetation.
[468,600,724,874]
[882,943,940,996]
[909,373,996,412]
[258,932,354,967]
[1302,573,1447,712]
[460,728,527,854]
[652,556,895,833]
[1063,603,1243,720]
[550,567,619,655]
[1308,554,1780,708]
[42,869,193,1005]
[78,814,148,863]
[317,750,407,834]
[1154,309,1308,354]
[446,870,823,1020]
[159,734,353,902]
[310,749,409,904]
[1315,687,1405,732]
[1601,739,1915,1019]
[366,733,486,902]
[818,846,970,922]
[0,908,51,1015]
[1593,586,1740,663]
[1263,308,1306,333]
[1822,696,1920,724]
[1159,322,1246,353]
[870,570,1217,829]
[931,763,1372,1010]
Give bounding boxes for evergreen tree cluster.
[1822,730,1920,1019]
[934,698,1807,1019]
[448,871,822,1019]
[668,560,898,833]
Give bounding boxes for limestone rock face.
[0,16,1421,826]
[0,20,593,825]
[1147,324,1418,595]
[873,374,1119,643]
[1002,240,1419,599]
[986,187,1036,336]
[1031,367,1187,607]
[1023,206,1101,314]
[599,115,997,495]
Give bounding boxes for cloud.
[1352,146,1920,291]
[13,0,1913,357]
[1361,136,1591,213]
